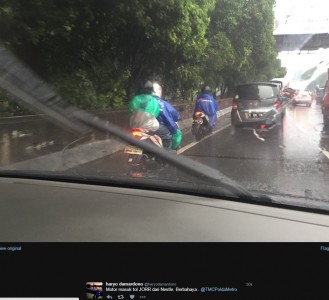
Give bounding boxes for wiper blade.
[0,44,89,135]
[73,110,255,198]
[0,44,255,199]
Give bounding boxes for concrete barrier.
[1,98,232,170]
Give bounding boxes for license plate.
[250,112,263,118]
[124,145,143,155]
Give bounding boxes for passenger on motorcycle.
[128,80,160,132]
[152,82,182,150]
[128,80,175,150]
[193,84,219,133]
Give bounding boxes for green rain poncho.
[128,94,161,131]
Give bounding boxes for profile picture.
[86,282,103,300]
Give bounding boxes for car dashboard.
[1,176,329,242]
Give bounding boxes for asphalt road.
[70,102,329,209]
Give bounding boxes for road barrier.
[0,98,232,170]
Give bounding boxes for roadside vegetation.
[0,0,285,116]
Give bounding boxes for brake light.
[195,111,203,118]
[132,131,143,137]
[232,102,237,110]
[132,172,142,178]
[260,124,266,129]
[132,127,144,132]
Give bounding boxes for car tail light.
[232,102,237,109]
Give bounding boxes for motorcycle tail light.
[232,102,237,109]
[195,111,203,118]
[132,172,142,178]
[132,127,146,132]
[132,131,143,138]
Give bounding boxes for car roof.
[269,80,283,85]
[236,82,279,87]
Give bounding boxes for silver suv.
[231,82,289,129]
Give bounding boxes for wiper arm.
[0,44,90,135]
[0,44,255,199]
[73,110,255,198]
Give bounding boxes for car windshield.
[1,0,329,212]
[236,85,275,100]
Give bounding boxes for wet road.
[183,103,329,204]
[70,103,329,208]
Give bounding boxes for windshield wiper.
[0,43,259,200]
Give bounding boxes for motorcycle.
[191,111,211,141]
[124,127,163,177]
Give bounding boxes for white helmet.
[152,82,162,98]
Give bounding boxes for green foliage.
[0,0,281,113]
[274,66,287,78]
[0,89,32,117]
[203,0,279,94]
[50,70,96,109]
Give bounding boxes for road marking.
[252,129,265,142]
[177,141,199,154]
[177,123,231,154]
[319,147,329,160]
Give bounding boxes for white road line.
[252,129,265,142]
[319,147,329,160]
[177,123,231,154]
[177,141,199,154]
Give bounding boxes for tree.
[204,0,280,94]
[0,0,282,112]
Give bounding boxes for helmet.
[141,80,154,94]
[152,82,162,97]
[201,84,211,93]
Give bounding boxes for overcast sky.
[273,0,329,86]
[274,0,329,35]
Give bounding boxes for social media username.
[105,282,237,293]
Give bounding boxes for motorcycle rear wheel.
[195,130,203,141]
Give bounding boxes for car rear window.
[236,85,275,100]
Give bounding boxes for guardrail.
[0,98,232,168]
[0,98,232,126]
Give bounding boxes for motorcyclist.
[193,84,219,133]
[152,82,182,150]
[128,80,175,150]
